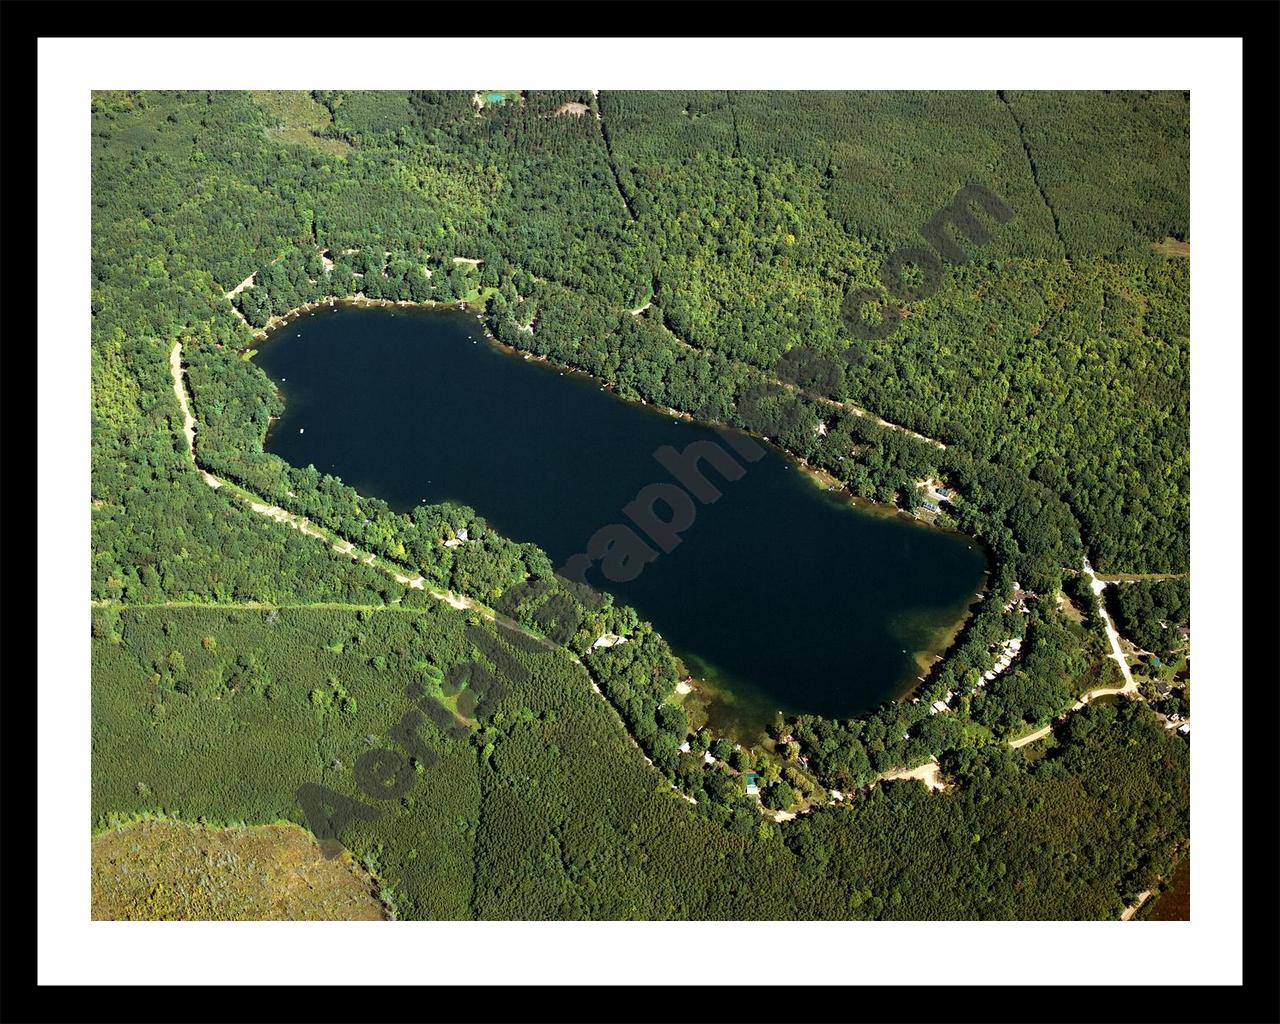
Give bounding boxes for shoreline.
[252,292,489,343]
[247,297,996,730]
[251,296,955,539]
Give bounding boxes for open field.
[250,90,351,156]
[92,819,386,920]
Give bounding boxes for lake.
[255,306,987,735]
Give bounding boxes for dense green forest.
[1107,578,1192,660]
[93,606,1188,919]
[90,89,1190,917]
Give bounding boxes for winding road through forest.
[169,342,477,607]
[1007,561,1140,749]
[164,340,697,800]
[1084,560,1139,695]
[167,337,1174,860]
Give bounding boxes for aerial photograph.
[88,87,1191,923]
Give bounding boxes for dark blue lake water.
[255,306,986,733]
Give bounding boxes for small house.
[744,772,761,796]
[930,699,949,715]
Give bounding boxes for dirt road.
[223,273,256,301]
[168,343,223,490]
[878,757,949,791]
[1083,560,1138,697]
[1007,560,1141,748]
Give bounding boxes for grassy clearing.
[1153,237,1190,257]
[92,818,387,920]
[251,90,351,157]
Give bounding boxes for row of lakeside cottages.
[927,635,1023,714]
